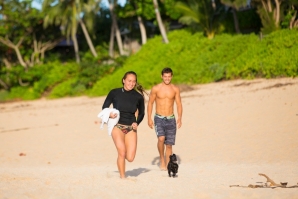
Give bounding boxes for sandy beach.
[1,77,298,199]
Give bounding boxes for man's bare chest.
[156,91,175,99]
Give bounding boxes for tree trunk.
[18,78,29,86]
[109,1,124,56]
[109,23,115,57]
[134,2,147,45]
[267,0,272,12]
[152,0,169,43]
[2,57,11,69]
[30,36,63,65]
[0,37,28,68]
[32,36,39,65]
[40,39,62,62]
[109,0,124,55]
[274,0,280,26]
[289,9,298,29]
[206,31,215,39]
[137,15,147,45]
[72,33,80,63]
[79,20,98,57]
[2,58,12,90]
[14,46,28,68]
[0,78,9,90]
[212,0,216,10]
[14,37,28,68]
[231,8,241,34]
[114,19,124,56]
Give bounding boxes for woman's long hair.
[122,71,148,96]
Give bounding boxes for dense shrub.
[33,62,79,95]
[0,58,123,101]
[1,29,297,101]
[0,64,50,90]
[48,78,80,98]
[89,29,298,96]
[227,29,298,78]
[49,62,122,99]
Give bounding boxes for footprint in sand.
[124,177,137,182]
[105,172,137,182]
[106,172,113,179]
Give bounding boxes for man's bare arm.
[175,86,183,129]
[147,87,157,129]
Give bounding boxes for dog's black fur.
[167,154,179,178]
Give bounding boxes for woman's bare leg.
[111,127,126,178]
[125,131,137,162]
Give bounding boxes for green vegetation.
[89,29,298,96]
[0,60,122,101]
[0,29,297,101]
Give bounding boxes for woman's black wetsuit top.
[102,88,145,125]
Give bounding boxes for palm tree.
[251,0,285,33]
[288,3,298,29]
[79,0,100,57]
[108,0,124,57]
[152,0,169,43]
[175,0,224,39]
[42,0,100,63]
[117,0,154,45]
[220,0,248,33]
[137,14,147,44]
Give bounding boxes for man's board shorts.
[154,114,177,145]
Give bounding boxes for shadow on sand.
[125,168,150,177]
[151,155,181,167]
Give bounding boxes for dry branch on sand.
[230,173,298,189]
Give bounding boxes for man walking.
[147,67,183,170]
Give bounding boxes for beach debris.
[262,83,295,90]
[259,173,280,187]
[280,182,288,186]
[230,173,298,189]
[19,153,26,156]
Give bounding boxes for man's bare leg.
[157,136,166,170]
[165,145,172,166]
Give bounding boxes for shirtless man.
[147,67,183,170]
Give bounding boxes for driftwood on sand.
[230,173,298,189]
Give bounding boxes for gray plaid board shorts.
[154,114,177,145]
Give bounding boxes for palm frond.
[175,2,200,24]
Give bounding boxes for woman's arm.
[136,96,145,125]
[102,90,114,109]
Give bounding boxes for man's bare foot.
[160,163,167,171]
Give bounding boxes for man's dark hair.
[161,67,173,75]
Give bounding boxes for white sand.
[1,78,298,199]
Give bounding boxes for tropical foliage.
[0,0,62,68]
[252,0,298,33]
[175,0,226,39]
[2,28,294,100]
[89,29,298,96]
[42,0,100,63]
[0,0,297,101]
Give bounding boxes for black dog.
[167,154,179,178]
